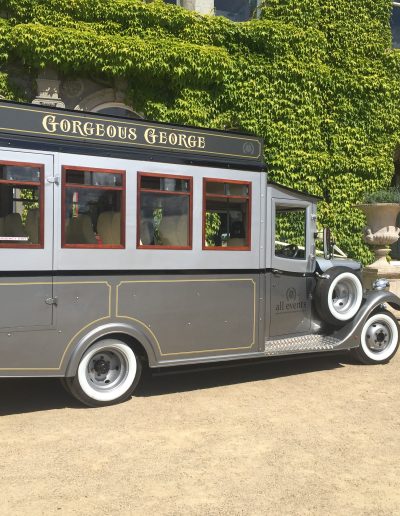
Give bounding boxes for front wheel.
[65,339,142,407]
[353,311,399,365]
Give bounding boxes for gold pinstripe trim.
[116,278,256,356]
[0,277,256,371]
[0,281,112,371]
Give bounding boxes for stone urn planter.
[355,203,400,269]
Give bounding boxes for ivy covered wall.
[0,0,399,263]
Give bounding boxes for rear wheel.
[353,311,399,365]
[64,339,142,407]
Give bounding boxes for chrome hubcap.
[365,322,391,352]
[86,349,128,392]
[332,279,357,314]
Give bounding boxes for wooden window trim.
[202,177,252,251]
[0,161,44,249]
[137,172,193,250]
[139,189,189,196]
[0,180,40,186]
[63,184,123,192]
[62,165,126,249]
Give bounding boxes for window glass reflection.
[215,0,258,22]
[63,169,124,247]
[391,6,400,48]
[65,169,122,187]
[0,165,43,247]
[0,165,40,182]
[275,207,307,260]
[204,180,250,249]
[138,174,192,248]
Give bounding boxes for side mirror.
[323,227,332,259]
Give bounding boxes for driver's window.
[274,205,307,260]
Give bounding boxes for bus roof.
[0,100,264,171]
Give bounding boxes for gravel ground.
[0,352,399,515]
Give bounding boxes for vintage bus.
[0,99,398,407]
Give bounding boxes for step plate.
[265,334,341,356]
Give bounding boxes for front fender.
[333,290,400,349]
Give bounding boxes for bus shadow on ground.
[135,353,350,397]
[0,353,352,416]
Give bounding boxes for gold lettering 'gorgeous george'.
[42,115,137,141]
[42,115,207,150]
[143,128,206,149]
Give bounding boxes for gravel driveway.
[0,353,399,515]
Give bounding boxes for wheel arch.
[64,321,158,377]
[335,290,400,349]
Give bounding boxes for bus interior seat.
[227,221,246,247]
[25,208,39,244]
[140,219,153,245]
[158,215,188,247]
[97,211,121,245]
[111,213,121,245]
[227,238,246,247]
[4,213,28,239]
[66,214,97,244]
[97,211,113,245]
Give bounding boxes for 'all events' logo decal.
[286,287,297,303]
[275,287,307,314]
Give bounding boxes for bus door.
[268,190,316,338]
[0,150,54,330]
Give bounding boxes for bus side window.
[0,162,44,248]
[137,173,192,249]
[203,178,251,250]
[62,167,125,249]
[274,206,307,260]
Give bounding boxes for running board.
[265,334,341,356]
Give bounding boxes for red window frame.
[62,165,126,249]
[202,177,252,251]
[0,160,45,249]
[137,172,193,250]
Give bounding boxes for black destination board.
[0,101,263,164]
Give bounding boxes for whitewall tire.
[315,267,363,326]
[66,339,142,407]
[354,311,399,365]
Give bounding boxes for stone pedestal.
[356,203,400,269]
[32,68,65,108]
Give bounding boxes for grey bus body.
[0,100,399,406]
